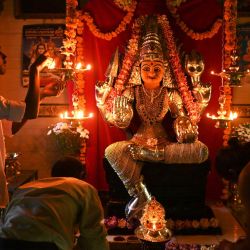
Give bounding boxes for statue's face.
[185,59,204,78]
[141,61,164,87]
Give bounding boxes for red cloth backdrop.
[78,0,224,200]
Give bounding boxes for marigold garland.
[157,15,200,124]
[223,0,237,70]
[113,0,133,11]
[222,0,237,146]
[166,0,223,40]
[82,0,137,41]
[114,16,145,93]
[75,10,88,163]
[63,0,88,163]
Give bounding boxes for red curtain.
[80,0,224,200]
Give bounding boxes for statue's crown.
[139,17,163,63]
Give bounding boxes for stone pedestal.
[103,158,211,219]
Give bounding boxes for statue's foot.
[128,144,164,162]
[125,197,143,220]
[125,194,150,223]
[125,178,151,222]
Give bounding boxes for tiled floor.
[175,204,246,245]
[107,203,247,249]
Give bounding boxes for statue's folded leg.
[105,141,151,220]
[128,140,209,164]
[164,141,209,164]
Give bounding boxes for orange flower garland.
[75,10,88,164]
[223,0,237,69]
[82,0,137,40]
[64,0,88,163]
[158,15,200,124]
[166,0,223,40]
[113,0,134,11]
[62,1,78,68]
[222,0,237,146]
[114,16,145,93]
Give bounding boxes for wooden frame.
[237,23,250,77]
[38,104,69,118]
[21,24,65,87]
[14,0,65,19]
[238,1,250,17]
[231,104,250,118]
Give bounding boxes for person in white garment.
[0,156,109,250]
[0,50,64,209]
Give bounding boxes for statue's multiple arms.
[192,83,211,114]
[185,50,212,114]
[168,89,198,143]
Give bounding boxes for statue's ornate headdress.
[139,32,164,63]
[128,17,169,86]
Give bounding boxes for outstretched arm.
[12,55,64,134]
[23,54,49,120]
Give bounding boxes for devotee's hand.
[29,53,54,72]
[40,80,65,98]
[112,96,133,128]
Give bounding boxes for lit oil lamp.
[206,93,237,128]
[135,197,172,244]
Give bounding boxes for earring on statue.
[128,64,142,86]
[163,62,176,88]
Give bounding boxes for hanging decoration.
[206,86,237,129]
[81,0,137,41]
[213,0,248,87]
[53,0,93,163]
[113,15,144,93]
[77,0,222,42]
[207,0,239,139]
[222,0,236,146]
[158,15,200,124]
[165,0,223,40]
[113,0,134,11]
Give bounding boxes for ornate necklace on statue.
[136,85,169,125]
[141,84,163,103]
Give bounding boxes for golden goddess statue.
[95,16,211,219]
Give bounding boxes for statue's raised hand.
[112,96,133,128]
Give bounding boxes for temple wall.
[0,1,66,178]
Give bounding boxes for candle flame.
[75,63,92,71]
[86,64,91,70]
[229,111,237,120]
[75,62,82,70]
[59,110,93,120]
[47,60,56,69]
